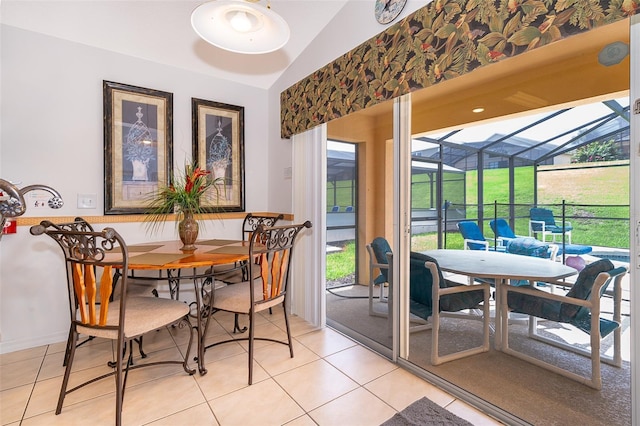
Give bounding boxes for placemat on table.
[128,253,191,266]
[198,239,241,246]
[126,244,164,252]
[207,246,250,255]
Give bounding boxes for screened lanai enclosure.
[416,96,631,256]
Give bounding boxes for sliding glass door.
[325,97,397,354]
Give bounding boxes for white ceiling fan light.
[191,0,290,54]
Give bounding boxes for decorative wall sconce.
[0,179,64,240]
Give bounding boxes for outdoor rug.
[381,397,473,426]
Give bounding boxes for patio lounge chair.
[501,259,628,389]
[528,208,573,243]
[490,218,522,248]
[491,218,587,263]
[457,221,501,251]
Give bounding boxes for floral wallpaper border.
[280,0,636,139]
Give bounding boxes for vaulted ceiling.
[0,0,427,90]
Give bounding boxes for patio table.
[422,249,577,350]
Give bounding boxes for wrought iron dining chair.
[501,258,627,389]
[205,213,284,333]
[30,223,195,426]
[31,217,154,367]
[205,221,312,385]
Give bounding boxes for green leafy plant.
[144,162,223,233]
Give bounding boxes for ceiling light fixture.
[191,0,290,54]
[472,107,485,113]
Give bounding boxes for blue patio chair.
[345,205,354,212]
[502,259,628,389]
[368,238,429,330]
[489,218,521,248]
[528,208,573,243]
[331,205,339,212]
[387,251,490,365]
[457,221,500,251]
[367,237,391,317]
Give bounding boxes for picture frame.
[103,81,173,214]
[192,98,245,212]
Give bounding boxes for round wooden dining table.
[120,239,250,375]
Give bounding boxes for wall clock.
[375,0,408,24]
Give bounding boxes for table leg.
[192,269,212,375]
[494,277,505,350]
[166,269,181,300]
[166,268,211,375]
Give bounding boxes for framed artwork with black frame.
[192,98,245,212]
[103,81,173,214]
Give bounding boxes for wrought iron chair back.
[241,212,285,242]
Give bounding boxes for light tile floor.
[1,310,502,425]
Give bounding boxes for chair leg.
[283,303,294,358]
[56,330,78,415]
[63,332,96,367]
[114,339,130,426]
[247,312,254,385]
[108,337,146,368]
[62,328,73,367]
[234,314,248,333]
[136,336,147,358]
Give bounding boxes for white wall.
[0,25,270,353]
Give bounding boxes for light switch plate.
[77,193,97,209]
